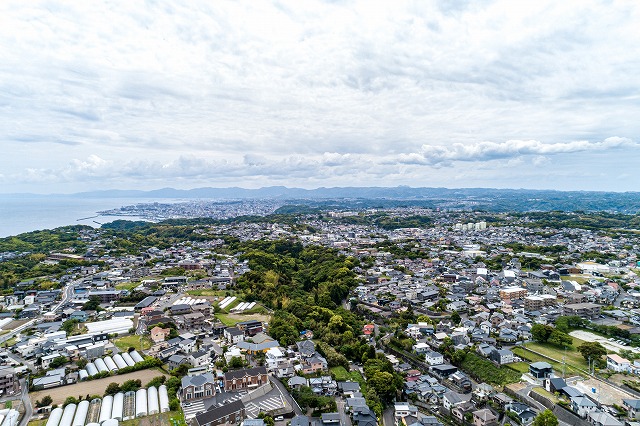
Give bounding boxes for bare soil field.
[2,319,30,330]
[30,369,168,405]
[574,377,635,406]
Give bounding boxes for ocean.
[0,196,165,238]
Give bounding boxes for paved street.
[270,376,303,416]
[382,406,395,426]
[336,398,352,426]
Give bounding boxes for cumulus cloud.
[397,137,639,166]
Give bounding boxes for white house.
[607,354,631,373]
[571,395,598,418]
[394,402,418,419]
[265,347,286,370]
[413,342,430,355]
[424,351,444,366]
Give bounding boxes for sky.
[1,0,639,194]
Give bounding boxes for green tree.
[49,356,69,369]
[60,319,80,334]
[257,413,275,426]
[547,330,572,348]
[228,356,244,369]
[532,409,558,426]
[531,324,554,343]
[35,395,53,407]
[451,310,461,325]
[104,382,121,396]
[368,371,396,400]
[63,396,78,407]
[578,342,607,363]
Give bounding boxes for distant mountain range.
[3,186,640,213]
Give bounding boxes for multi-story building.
[180,372,216,401]
[193,400,246,426]
[563,303,601,320]
[0,368,19,396]
[223,366,268,391]
[499,287,527,300]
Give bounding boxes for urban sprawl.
[1,206,640,426]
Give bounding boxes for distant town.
[0,203,640,426]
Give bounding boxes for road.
[335,398,352,426]
[382,407,395,426]
[269,376,303,416]
[17,378,32,426]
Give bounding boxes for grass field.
[115,282,141,291]
[186,289,227,297]
[120,410,186,426]
[114,335,153,352]
[215,312,271,326]
[329,366,367,391]
[531,387,559,404]
[513,346,586,377]
[461,352,521,386]
[524,337,589,371]
[506,362,530,373]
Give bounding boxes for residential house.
[431,364,457,380]
[224,327,244,344]
[296,340,316,358]
[288,376,308,390]
[394,402,418,419]
[623,399,640,420]
[150,326,170,343]
[309,376,337,395]
[506,402,536,425]
[529,362,553,379]
[473,409,497,426]
[301,355,328,375]
[545,377,567,394]
[452,402,476,425]
[321,413,341,426]
[424,351,444,366]
[489,349,514,365]
[188,350,211,368]
[442,391,471,412]
[607,354,631,373]
[413,342,430,355]
[168,354,190,370]
[571,395,598,418]
[337,381,361,397]
[587,411,623,426]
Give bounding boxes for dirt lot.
[573,377,635,405]
[30,369,168,405]
[1,319,30,331]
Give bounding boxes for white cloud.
[397,137,639,166]
[1,0,639,192]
